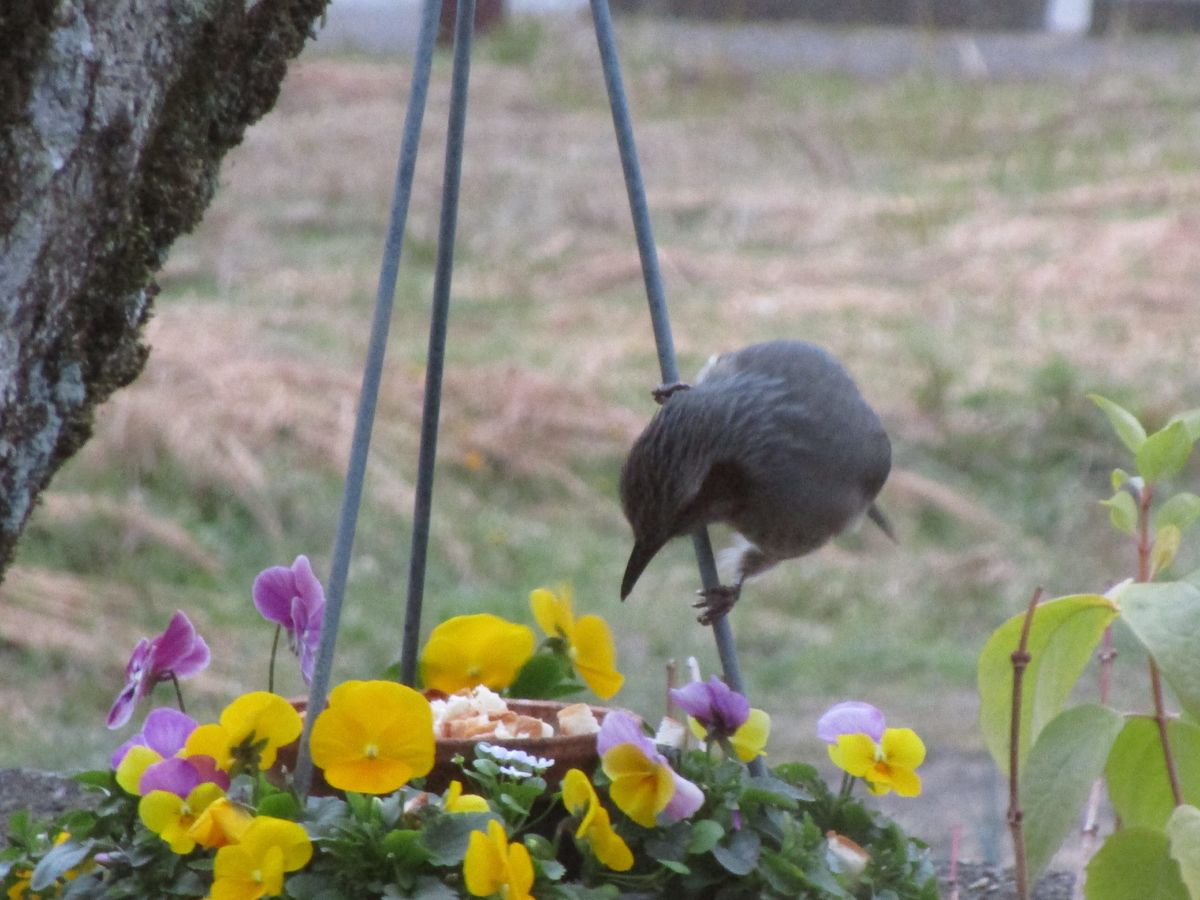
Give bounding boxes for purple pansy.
[107,612,210,729]
[598,710,704,823]
[670,676,750,739]
[252,555,326,684]
[816,701,886,745]
[140,755,229,796]
[111,707,198,768]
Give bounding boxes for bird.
[618,339,893,624]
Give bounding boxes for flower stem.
[1008,587,1042,900]
[269,624,281,695]
[838,771,854,800]
[169,673,187,715]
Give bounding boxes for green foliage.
[1085,828,1189,900]
[978,397,1200,891]
[1115,581,1200,722]
[1020,704,1124,881]
[1166,806,1200,898]
[1105,718,1200,830]
[977,594,1117,773]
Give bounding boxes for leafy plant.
[978,395,1200,898]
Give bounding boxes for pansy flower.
[597,710,703,827]
[107,611,210,729]
[210,815,312,900]
[671,676,771,761]
[562,769,634,871]
[252,555,325,685]
[112,707,199,795]
[139,779,226,854]
[463,819,535,900]
[185,692,302,774]
[443,780,490,814]
[187,796,253,849]
[419,614,536,694]
[819,701,925,797]
[310,680,435,794]
[531,586,624,699]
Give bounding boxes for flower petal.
[881,728,926,770]
[828,733,878,777]
[731,708,771,762]
[152,611,209,677]
[530,586,574,641]
[571,615,624,699]
[817,701,885,744]
[596,710,655,758]
[139,757,201,798]
[602,743,674,827]
[663,769,704,822]
[420,614,535,694]
[141,707,199,757]
[253,565,300,628]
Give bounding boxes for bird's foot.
[652,381,691,404]
[694,583,741,625]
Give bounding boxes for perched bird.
[619,339,893,624]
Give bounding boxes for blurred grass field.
[4,13,1200,858]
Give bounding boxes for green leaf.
[712,828,761,877]
[1156,493,1200,533]
[381,828,432,868]
[659,859,690,874]
[1167,805,1200,899]
[1106,717,1200,829]
[506,652,571,700]
[686,819,725,855]
[1112,468,1132,491]
[418,812,496,866]
[978,593,1118,773]
[1085,828,1188,900]
[1090,394,1147,455]
[257,791,302,820]
[1151,525,1183,578]
[30,839,92,891]
[1169,409,1200,441]
[1138,421,1194,484]
[1021,704,1125,881]
[1117,581,1200,721]
[1100,491,1138,535]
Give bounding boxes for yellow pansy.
[310,680,434,794]
[184,692,302,773]
[138,782,226,854]
[561,769,634,871]
[187,796,253,849]
[444,780,490,814]
[530,586,624,699]
[730,708,771,762]
[828,727,925,797]
[115,745,164,795]
[463,819,534,900]
[600,743,675,828]
[419,614,535,694]
[210,816,312,900]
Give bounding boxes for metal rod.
[293,0,444,798]
[399,0,477,686]
[588,0,758,774]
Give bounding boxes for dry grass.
[4,18,1200,860]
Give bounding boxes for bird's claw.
[652,381,691,404]
[694,584,741,625]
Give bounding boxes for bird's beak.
[867,503,898,543]
[621,537,666,600]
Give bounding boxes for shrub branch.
[1008,587,1042,900]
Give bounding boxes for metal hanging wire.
[296,0,759,797]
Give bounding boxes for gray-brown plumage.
[619,340,893,623]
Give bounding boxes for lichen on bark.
[0,0,329,578]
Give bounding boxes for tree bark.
[0,0,328,578]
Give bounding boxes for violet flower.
[253,555,325,685]
[140,755,229,797]
[111,707,198,769]
[816,701,886,744]
[670,676,750,739]
[107,612,210,729]
[598,710,704,823]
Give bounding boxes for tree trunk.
[0,0,328,578]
